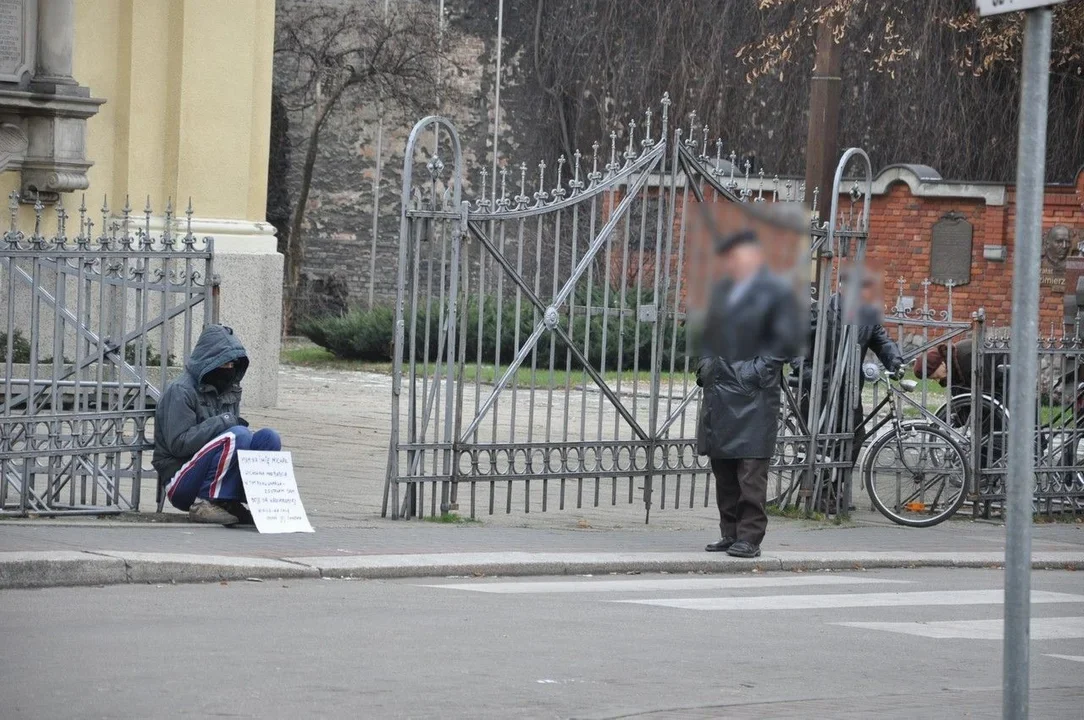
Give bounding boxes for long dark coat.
[696,268,803,459]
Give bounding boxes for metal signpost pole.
[1000,5,1053,719]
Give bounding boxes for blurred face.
[859,277,879,305]
[722,243,764,282]
[929,363,948,381]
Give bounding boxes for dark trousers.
[711,458,770,546]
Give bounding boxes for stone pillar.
[34,0,75,89]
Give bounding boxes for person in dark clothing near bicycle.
[795,267,904,462]
[913,338,1008,468]
[912,339,1007,400]
[695,229,803,558]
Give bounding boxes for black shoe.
[726,540,762,558]
[705,536,737,552]
[222,501,255,527]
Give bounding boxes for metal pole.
[490,0,504,207]
[1004,8,1052,719]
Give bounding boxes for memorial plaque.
[0,0,29,84]
[929,212,972,286]
[1063,256,1084,304]
[1041,225,1073,293]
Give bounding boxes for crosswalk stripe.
[835,616,1084,640]
[421,575,911,594]
[616,590,1084,611]
[1045,654,1084,663]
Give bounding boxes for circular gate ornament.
[543,306,560,330]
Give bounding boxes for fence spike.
[623,119,637,164]
[660,92,670,140]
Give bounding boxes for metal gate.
[383,99,867,520]
[0,196,215,516]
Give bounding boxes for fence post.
[969,309,985,520]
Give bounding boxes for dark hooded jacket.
[152,325,250,483]
[797,292,903,391]
[696,268,803,459]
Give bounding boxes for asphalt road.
[2,568,1083,719]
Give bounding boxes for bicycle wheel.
[768,415,804,505]
[863,421,970,527]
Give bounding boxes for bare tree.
[519,0,1084,183]
[274,0,445,329]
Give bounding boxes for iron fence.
[383,98,871,521]
[0,195,215,516]
[383,99,1084,523]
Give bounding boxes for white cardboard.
[237,450,314,534]
[975,0,1065,16]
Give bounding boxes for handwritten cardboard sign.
[237,450,314,534]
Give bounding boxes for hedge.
[298,293,689,371]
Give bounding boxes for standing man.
[697,230,803,558]
[153,324,283,526]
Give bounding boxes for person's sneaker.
[188,498,239,526]
[705,536,737,552]
[726,540,761,558]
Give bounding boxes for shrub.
[299,292,690,371]
[0,330,31,364]
[297,306,397,361]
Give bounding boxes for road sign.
[975,0,1065,16]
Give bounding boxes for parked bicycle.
[936,364,1084,501]
[773,365,971,527]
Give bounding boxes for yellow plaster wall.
[2,0,276,225]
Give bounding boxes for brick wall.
[865,169,1084,330]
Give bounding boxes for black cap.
[715,229,759,254]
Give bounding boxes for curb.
[1,550,1081,590]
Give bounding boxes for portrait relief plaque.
[929,211,973,286]
[1041,225,1073,294]
[0,0,30,84]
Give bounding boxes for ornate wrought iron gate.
[383,98,863,520]
[0,196,215,516]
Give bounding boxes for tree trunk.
[283,87,342,333]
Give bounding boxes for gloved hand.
[889,365,906,381]
[237,416,250,428]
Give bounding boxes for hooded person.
[153,324,282,525]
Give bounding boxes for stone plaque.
[929,211,972,286]
[1064,256,1084,304]
[1041,225,1073,293]
[0,0,30,83]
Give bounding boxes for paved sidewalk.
[2,516,1083,557]
[4,364,1082,589]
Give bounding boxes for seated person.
[152,324,282,525]
[912,338,1007,400]
[914,338,1007,468]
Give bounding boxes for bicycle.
[859,368,971,526]
[935,366,1084,502]
[775,366,971,527]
